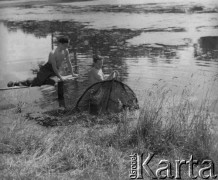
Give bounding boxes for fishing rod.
[0,74,83,91]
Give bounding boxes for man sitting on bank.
[7,36,78,87]
[88,55,119,85]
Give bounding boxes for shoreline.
[0,0,92,8]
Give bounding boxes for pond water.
[0,0,218,112]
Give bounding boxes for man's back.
[48,48,67,70]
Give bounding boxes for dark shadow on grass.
[25,108,122,127]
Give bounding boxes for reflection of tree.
[194,36,218,61]
[4,20,181,63]
[4,19,183,78]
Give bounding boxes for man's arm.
[105,70,119,80]
[65,49,78,77]
[49,52,63,81]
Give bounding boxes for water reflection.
[1,20,141,109]
[0,19,218,111]
[194,36,218,61]
[2,20,149,81]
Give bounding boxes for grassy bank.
[0,84,217,180]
